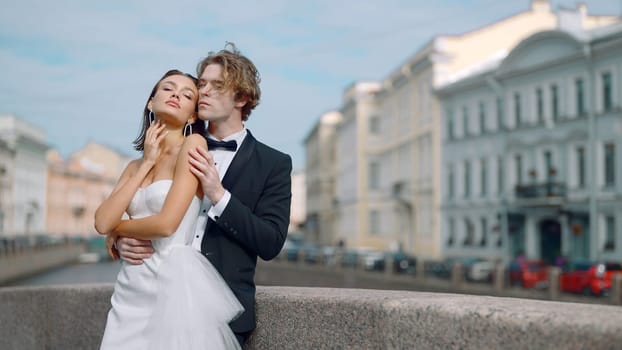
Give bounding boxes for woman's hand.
[143,120,167,163]
[105,233,119,260]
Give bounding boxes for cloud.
[0,0,619,169]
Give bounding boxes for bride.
[94,69,242,350]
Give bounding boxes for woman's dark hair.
[132,69,206,151]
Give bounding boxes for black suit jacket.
[200,130,292,333]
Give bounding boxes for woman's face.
[149,74,198,125]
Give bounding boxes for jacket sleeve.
[214,153,292,261]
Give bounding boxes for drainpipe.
[485,76,511,263]
[584,43,599,261]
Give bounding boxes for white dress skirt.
[99,180,243,350]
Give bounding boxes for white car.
[467,259,496,282]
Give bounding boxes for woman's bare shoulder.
[123,158,143,175]
[182,134,207,149]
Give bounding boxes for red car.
[508,259,549,289]
[559,261,622,296]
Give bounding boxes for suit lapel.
[221,130,256,190]
[202,130,256,241]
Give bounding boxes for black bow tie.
[207,138,238,152]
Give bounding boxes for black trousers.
[235,330,252,348]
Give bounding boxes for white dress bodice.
[127,179,200,253]
[99,179,242,350]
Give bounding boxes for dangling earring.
[183,121,193,137]
[148,110,155,125]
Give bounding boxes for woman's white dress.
[100,180,243,350]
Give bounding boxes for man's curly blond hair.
[196,42,261,121]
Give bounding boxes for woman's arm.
[111,134,206,240]
[94,122,166,234]
[94,159,150,234]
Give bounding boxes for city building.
[305,111,343,245]
[0,139,14,236]
[334,83,383,250]
[0,115,49,238]
[437,21,622,263]
[289,170,306,234]
[330,0,619,258]
[46,142,131,238]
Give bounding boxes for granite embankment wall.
[0,284,620,350]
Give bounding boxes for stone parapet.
[1,284,621,349]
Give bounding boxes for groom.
[111,43,292,346]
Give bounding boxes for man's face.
[197,64,239,122]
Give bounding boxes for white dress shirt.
[191,128,248,251]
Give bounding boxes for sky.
[1,0,620,169]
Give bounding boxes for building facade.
[289,170,306,234]
[335,83,382,249]
[305,111,343,245]
[46,143,131,238]
[332,0,618,258]
[0,115,49,238]
[438,23,622,263]
[0,139,14,237]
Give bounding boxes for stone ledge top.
[1,284,620,350]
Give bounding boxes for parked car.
[361,250,386,271]
[281,236,304,261]
[300,243,322,264]
[341,249,362,268]
[359,250,417,273]
[466,259,497,282]
[391,252,417,274]
[560,261,622,296]
[425,259,453,279]
[508,259,549,289]
[433,257,490,281]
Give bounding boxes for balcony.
[514,182,567,207]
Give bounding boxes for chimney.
[531,0,551,13]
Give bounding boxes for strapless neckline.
[139,179,173,191]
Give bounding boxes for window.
[369,115,380,134]
[447,109,454,140]
[448,164,455,199]
[576,146,585,188]
[496,213,503,247]
[604,216,615,251]
[369,161,380,190]
[464,160,471,198]
[464,218,474,246]
[479,101,486,134]
[576,78,585,116]
[604,143,616,187]
[515,155,523,185]
[480,217,488,247]
[514,93,521,127]
[480,158,488,196]
[447,218,455,246]
[370,210,380,235]
[544,150,553,180]
[536,88,544,124]
[602,72,613,112]
[498,156,504,194]
[496,97,504,130]
[463,106,469,136]
[551,84,559,121]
